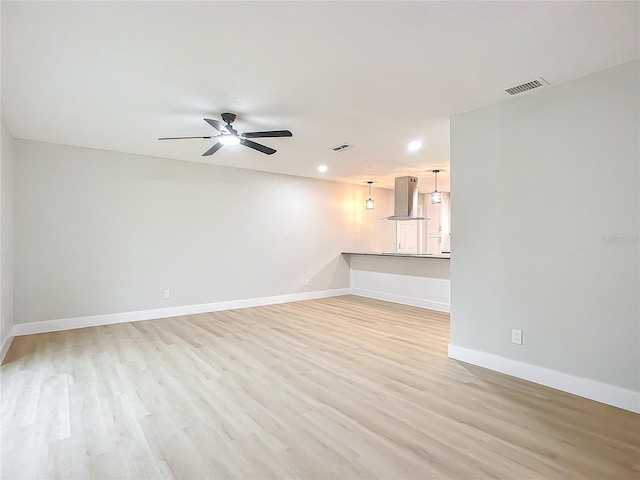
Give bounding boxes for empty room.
[1,2,639,479]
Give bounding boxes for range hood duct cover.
[385,176,426,221]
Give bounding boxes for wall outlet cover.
[511,329,523,345]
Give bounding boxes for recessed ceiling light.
[317,165,328,173]
[408,140,422,152]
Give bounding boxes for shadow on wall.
[351,255,450,279]
[304,254,351,293]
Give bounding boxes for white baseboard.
[1,333,14,363]
[448,344,640,414]
[11,288,351,337]
[351,288,450,313]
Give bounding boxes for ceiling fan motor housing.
[221,112,237,124]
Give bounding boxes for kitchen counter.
[343,252,450,312]
[342,252,450,259]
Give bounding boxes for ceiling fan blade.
[204,119,223,132]
[202,142,223,156]
[243,130,292,138]
[241,139,276,155]
[158,136,214,140]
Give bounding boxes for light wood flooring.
[1,295,639,479]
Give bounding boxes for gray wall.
[450,60,639,391]
[14,140,396,324]
[1,120,15,344]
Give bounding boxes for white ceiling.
[2,1,638,192]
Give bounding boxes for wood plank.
[1,295,638,479]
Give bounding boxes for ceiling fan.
[158,113,292,156]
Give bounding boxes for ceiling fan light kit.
[219,135,241,146]
[158,112,292,156]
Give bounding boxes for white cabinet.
[426,192,451,254]
[396,204,424,253]
[397,221,419,253]
[440,192,451,253]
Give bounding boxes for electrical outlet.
[511,329,523,345]
[304,278,310,286]
[163,289,171,299]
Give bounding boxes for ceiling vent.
[331,143,354,152]
[505,77,549,96]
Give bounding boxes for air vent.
[331,143,354,152]
[505,77,549,96]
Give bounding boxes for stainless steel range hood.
[384,176,426,221]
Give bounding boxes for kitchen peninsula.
[342,252,450,312]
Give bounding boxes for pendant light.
[431,170,442,204]
[365,181,375,210]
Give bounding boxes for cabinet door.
[440,192,451,253]
[426,236,441,255]
[427,202,441,236]
[426,199,442,254]
[397,221,418,253]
